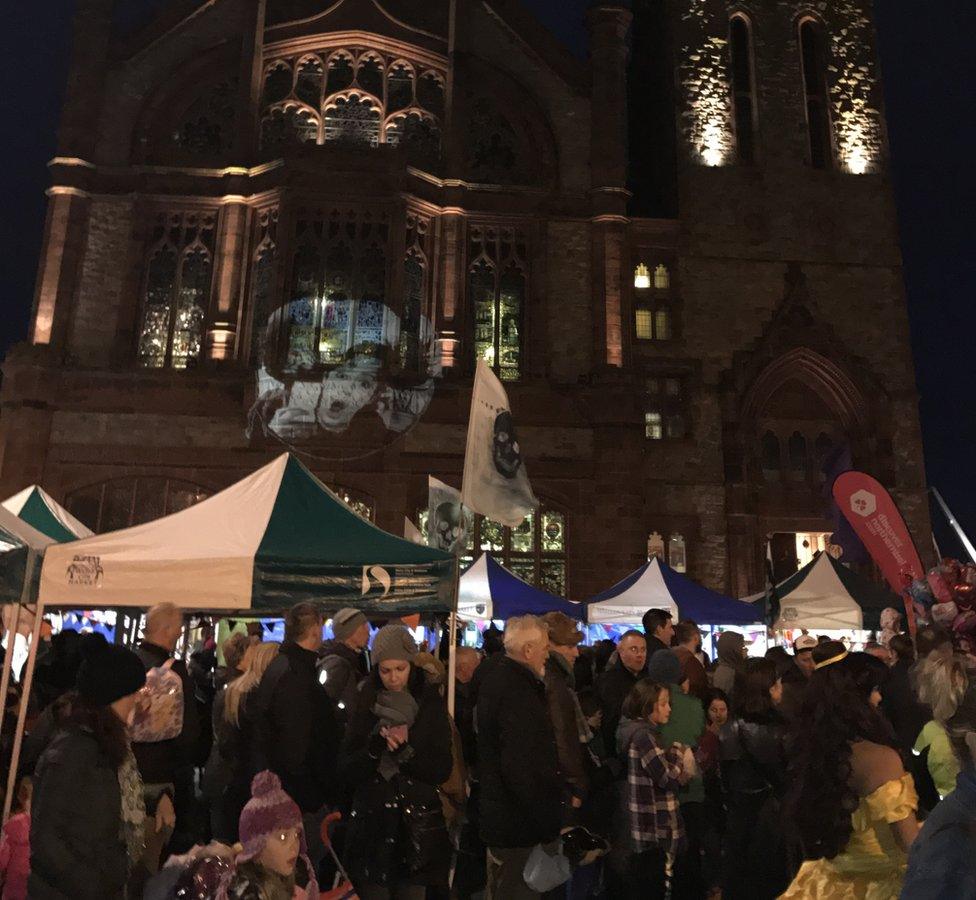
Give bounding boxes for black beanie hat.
[75,634,147,706]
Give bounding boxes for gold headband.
[814,649,849,670]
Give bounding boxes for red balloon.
[955,583,975,609]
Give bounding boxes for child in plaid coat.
[618,679,687,900]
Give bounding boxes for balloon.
[928,570,953,603]
[955,583,975,609]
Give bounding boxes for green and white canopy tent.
[38,453,456,614]
[0,505,54,606]
[2,486,93,543]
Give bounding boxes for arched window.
[469,225,526,381]
[799,19,833,169]
[634,261,675,342]
[137,211,216,369]
[418,505,568,594]
[788,431,808,480]
[654,264,670,290]
[283,208,391,374]
[65,478,211,533]
[668,533,687,573]
[729,15,758,164]
[761,431,782,479]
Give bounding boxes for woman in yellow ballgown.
[779,644,921,899]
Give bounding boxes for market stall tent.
[760,551,898,631]
[458,553,584,621]
[2,486,92,542]
[584,557,761,626]
[38,453,455,613]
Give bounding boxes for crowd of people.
[1,600,975,898]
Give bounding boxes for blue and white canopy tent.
[584,556,762,626]
[458,553,585,621]
[2,486,92,543]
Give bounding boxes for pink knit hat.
[238,771,303,862]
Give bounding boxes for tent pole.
[0,550,36,752]
[4,601,44,823]
[447,559,460,718]
[0,603,23,753]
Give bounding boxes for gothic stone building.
[0,0,931,600]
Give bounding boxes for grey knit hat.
[647,648,683,685]
[371,623,419,666]
[332,607,368,642]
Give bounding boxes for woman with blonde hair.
[913,652,970,804]
[205,640,280,841]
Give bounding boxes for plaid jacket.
[626,723,685,856]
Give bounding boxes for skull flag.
[461,360,539,528]
[428,477,471,556]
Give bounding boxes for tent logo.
[850,490,877,518]
[66,555,103,587]
[361,565,392,599]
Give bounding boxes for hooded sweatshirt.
[713,632,745,697]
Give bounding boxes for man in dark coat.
[250,602,340,813]
[317,607,370,724]
[132,602,200,849]
[478,615,563,898]
[596,629,647,750]
[642,607,675,658]
[542,611,589,814]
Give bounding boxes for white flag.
[428,476,471,556]
[461,360,538,528]
[403,517,424,545]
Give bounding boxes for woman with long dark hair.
[720,656,788,899]
[29,637,166,899]
[780,645,920,897]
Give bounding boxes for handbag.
[523,840,572,892]
[397,778,449,874]
[131,658,184,743]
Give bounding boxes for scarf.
[372,689,420,780]
[117,746,147,870]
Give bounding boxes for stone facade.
[0,0,931,603]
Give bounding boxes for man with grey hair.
[477,615,563,897]
[133,601,200,849]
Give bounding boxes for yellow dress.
[779,774,918,900]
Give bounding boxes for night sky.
[1,1,974,556]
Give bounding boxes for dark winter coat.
[250,641,341,812]
[316,639,368,721]
[29,727,128,899]
[596,658,643,750]
[545,652,589,802]
[340,669,453,887]
[882,658,930,755]
[721,712,788,796]
[477,655,563,849]
[132,640,200,786]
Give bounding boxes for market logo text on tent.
[66,555,103,587]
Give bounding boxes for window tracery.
[399,213,432,372]
[137,211,216,369]
[469,225,527,381]
[464,97,530,185]
[259,48,444,168]
[249,208,279,367]
[172,79,237,157]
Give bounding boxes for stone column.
[206,200,250,362]
[586,3,632,370]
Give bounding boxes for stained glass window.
[137,212,216,369]
[66,478,211,532]
[468,226,526,381]
[284,208,390,373]
[419,505,567,596]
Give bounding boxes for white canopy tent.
[763,552,865,630]
[585,557,680,624]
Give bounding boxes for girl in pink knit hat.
[221,771,319,900]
